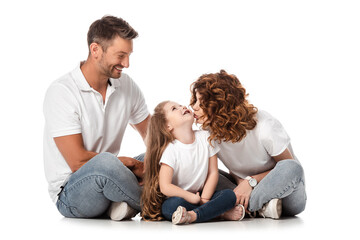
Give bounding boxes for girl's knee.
[161,197,186,220]
[217,189,236,206]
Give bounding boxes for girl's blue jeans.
[161,189,236,223]
[56,152,144,218]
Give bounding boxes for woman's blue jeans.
[161,189,236,223]
[216,159,307,216]
[56,152,144,218]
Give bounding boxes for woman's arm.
[233,148,293,209]
[200,155,219,204]
[159,163,201,205]
[250,148,294,182]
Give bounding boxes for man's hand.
[118,156,144,185]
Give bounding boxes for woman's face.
[192,91,206,124]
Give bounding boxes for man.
[43,15,150,220]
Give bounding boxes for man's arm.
[130,114,151,141]
[54,133,97,172]
[54,133,146,178]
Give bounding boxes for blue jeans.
[216,159,306,216]
[56,152,144,218]
[161,189,236,223]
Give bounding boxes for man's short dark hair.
[87,15,138,52]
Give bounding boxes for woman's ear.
[167,123,173,132]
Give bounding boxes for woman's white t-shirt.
[160,130,219,193]
[217,110,293,178]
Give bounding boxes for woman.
[190,70,306,219]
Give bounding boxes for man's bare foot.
[221,205,245,221]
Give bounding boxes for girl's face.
[192,92,206,124]
[164,101,194,131]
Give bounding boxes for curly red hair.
[190,70,258,144]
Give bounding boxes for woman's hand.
[233,179,253,212]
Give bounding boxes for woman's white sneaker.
[258,199,282,219]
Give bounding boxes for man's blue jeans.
[161,189,236,223]
[216,159,307,216]
[56,152,144,218]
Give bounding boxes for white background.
[1,0,359,239]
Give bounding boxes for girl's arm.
[159,163,201,205]
[200,154,219,204]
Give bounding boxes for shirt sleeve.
[43,83,82,138]
[202,130,220,157]
[128,77,150,125]
[159,144,177,170]
[209,141,220,157]
[260,115,291,157]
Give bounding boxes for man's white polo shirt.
[43,64,149,202]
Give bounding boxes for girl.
[141,101,245,224]
[190,70,306,219]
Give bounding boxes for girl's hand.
[233,179,253,212]
[189,192,201,205]
[200,197,210,205]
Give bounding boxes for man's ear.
[89,42,102,59]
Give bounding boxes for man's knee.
[89,152,132,178]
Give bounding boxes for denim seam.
[194,209,201,222]
[249,177,303,212]
[64,174,138,204]
[277,177,302,199]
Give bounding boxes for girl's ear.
[167,123,173,132]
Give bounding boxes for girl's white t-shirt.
[217,110,293,178]
[160,130,220,193]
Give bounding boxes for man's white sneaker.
[258,199,282,219]
[107,202,138,221]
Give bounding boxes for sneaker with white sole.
[258,198,282,219]
[172,206,192,225]
[107,202,138,221]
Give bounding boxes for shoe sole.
[108,202,137,221]
[238,204,246,221]
[269,199,282,219]
[172,206,185,225]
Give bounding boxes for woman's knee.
[278,159,304,180]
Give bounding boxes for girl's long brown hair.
[190,70,258,144]
[141,101,175,221]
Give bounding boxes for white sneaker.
[258,199,282,219]
[107,202,138,221]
